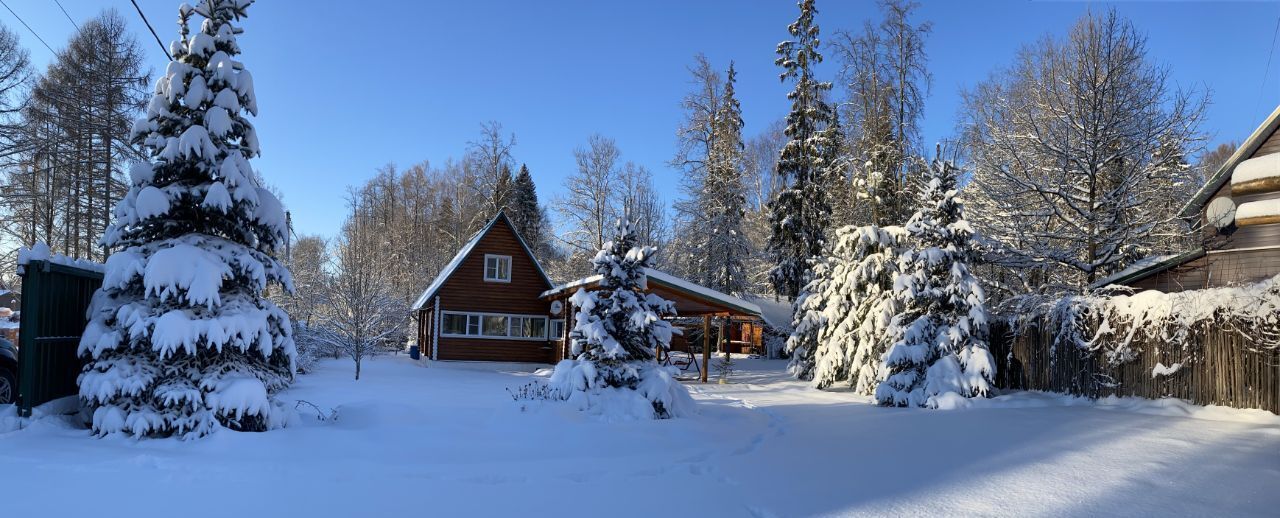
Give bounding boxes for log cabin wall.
[1131,248,1280,291]
[1152,125,1280,291]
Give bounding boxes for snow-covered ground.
[1,356,1277,517]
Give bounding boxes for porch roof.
[539,268,763,318]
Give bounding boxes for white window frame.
[483,254,512,283]
[439,311,548,341]
[550,319,566,341]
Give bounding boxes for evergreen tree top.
[114,0,284,255]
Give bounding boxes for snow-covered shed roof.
[1180,104,1280,219]
[540,268,763,318]
[411,211,554,311]
[1089,248,1206,290]
[744,295,794,332]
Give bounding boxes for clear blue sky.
[6,1,1280,238]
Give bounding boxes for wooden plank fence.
[989,320,1280,414]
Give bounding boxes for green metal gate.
[17,260,102,417]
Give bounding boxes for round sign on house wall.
[550,300,564,315]
[1206,196,1237,229]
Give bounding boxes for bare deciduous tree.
[962,9,1207,301]
[558,134,621,258]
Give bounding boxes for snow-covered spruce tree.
[548,217,694,419]
[78,0,295,438]
[785,255,829,380]
[875,156,994,408]
[696,62,751,296]
[807,225,905,392]
[767,0,837,300]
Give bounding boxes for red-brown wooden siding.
[431,217,554,362]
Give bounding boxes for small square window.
[484,255,511,282]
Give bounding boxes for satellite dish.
[550,300,564,315]
[1206,196,1236,229]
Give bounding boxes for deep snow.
[1,356,1277,517]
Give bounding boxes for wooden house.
[1098,104,1280,291]
[412,211,557,362]
[412,211,764,371]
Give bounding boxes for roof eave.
[1090,248,1206,289]
[1179,104,1280,219]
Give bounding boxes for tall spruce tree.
[78,0,295,438]
[767,0,837,300]
[875,155,994,408]
[506,163,545,247]
[696,62,750,296]
[548,216,694,419]
[791,224,905,389]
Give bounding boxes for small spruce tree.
[549,217,694,419]
[876,155,995,408]
[78,0,295,438]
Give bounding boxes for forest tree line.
[0,2,1247,363]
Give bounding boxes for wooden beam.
[701,315,711,383]
[721,316,728,358]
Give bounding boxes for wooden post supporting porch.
[701,315,711,383]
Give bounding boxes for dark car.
[0,337,15,405]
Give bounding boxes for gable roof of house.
[1179,104,1280,219]
[539,268,764,318]
[411,210,554,311]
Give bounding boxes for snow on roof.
[1181,104,1280,219]
[744,294,793,332]
[411,211,553,310]
[539,273,603,298]
[1089,249,1205,290]
[540,268,763,317]
[1231,152,1280,186]
[646,269,762,317]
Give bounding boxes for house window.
[442,313,480,335]
[440,312,547,340]
[510,316,547,339]
[483,315,508,336]
[550,319,566,341]
[484,254,511,282]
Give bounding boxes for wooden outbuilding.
[539,268,764,382]
[1097,104,1280,291]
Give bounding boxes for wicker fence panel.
[989,320,1280,414]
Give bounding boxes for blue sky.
[6,1,1280,238]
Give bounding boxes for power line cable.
[0,0,55,54]
[129,0,172,61]
[52,0,77,31]
[1257,16,1280,114]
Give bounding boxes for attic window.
[484,254,511,282]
